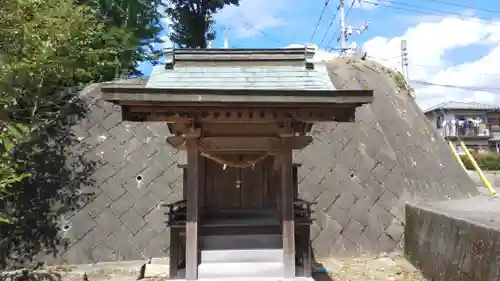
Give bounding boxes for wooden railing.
[162,199,187,226]
[293,198,316,224]
[163,198,315,226]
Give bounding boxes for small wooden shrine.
[102,47,373,280]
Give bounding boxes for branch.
[187,0,198,13]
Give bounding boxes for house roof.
[424,101,500,114]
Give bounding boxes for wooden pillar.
[198,156,206,211]
[169,228,179,278]
[185,130,200,280]
[303,227,312,277]
[281,138,296,278]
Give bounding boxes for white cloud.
[215,0,286,39]
[284,42,363,62]
[284,44,339,61]
[362,17,500,109]
[288,16,500,110]
[353,0,380,10]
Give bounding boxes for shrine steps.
[198,234,284,279]
[201,249,283,263]
[201,234,282,250]
[198,261,284,278]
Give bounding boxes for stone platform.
[405,195,500,281]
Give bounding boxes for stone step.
[150,257,169,265]
[201,234,282,250]
[198,262,284,279]
[201,249,284,263]
[143,264,169,279]
[195,278,313,281]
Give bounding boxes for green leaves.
[82,0,166,75]
[0,0,152,224]
[166,0,240,48]
[0,0,136,124]
[0,0,166,224]
[0,122,32,224]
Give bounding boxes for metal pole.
[459,141,496,196]
[223,27,229,48]
[401,40,409,81]
[400,40,406,76]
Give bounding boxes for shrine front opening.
[102,47,373,280]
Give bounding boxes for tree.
[0,123,31,223]
[0,0,136,124]
[79,0,166,76]
[0,0,142,223]
[166,0,240,48]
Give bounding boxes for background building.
[424,101,500,154]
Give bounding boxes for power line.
[411,80,500,93]
[361,0,438,17]
[325,27,340,51]
[418,0,500,15]
[310,0,331,42]
[368,55,500,78]
[345,0,356,18]
[364,55,500,93]
[362,0,500,24]
[234,13,286,44]
[318,4,341,47]
[380,0,500,22]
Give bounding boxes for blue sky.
[138,0,500,109]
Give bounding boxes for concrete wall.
[0,58,479,269]
[405,197,500,281]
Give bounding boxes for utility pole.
[400,39,415,98]
[223,27,229,48]
[339,0,346,56]
[400,40,409,81]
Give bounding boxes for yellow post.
[459,141,496,196]
[448,141,467,171]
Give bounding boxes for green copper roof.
[146,64,336,91]
[144,47,336,91]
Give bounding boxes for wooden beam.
[177,162,302,168]
[185,136,200,281]
[124,107,353,123]
[167,136,313,152]
[281,138,296,278]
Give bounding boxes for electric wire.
[365,55,500,93]
[310,0,331,41]
[362,0,500,24]
[235,13,286,44]
[318,4,341,47]
[417,0,500,15]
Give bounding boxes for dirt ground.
[10,251,425,281]
[316,251,427,281]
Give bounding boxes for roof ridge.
[424,100,500,113]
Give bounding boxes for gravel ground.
[316,252,426,281]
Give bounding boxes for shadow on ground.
[312,251,333,281]
[0,100,97,270]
